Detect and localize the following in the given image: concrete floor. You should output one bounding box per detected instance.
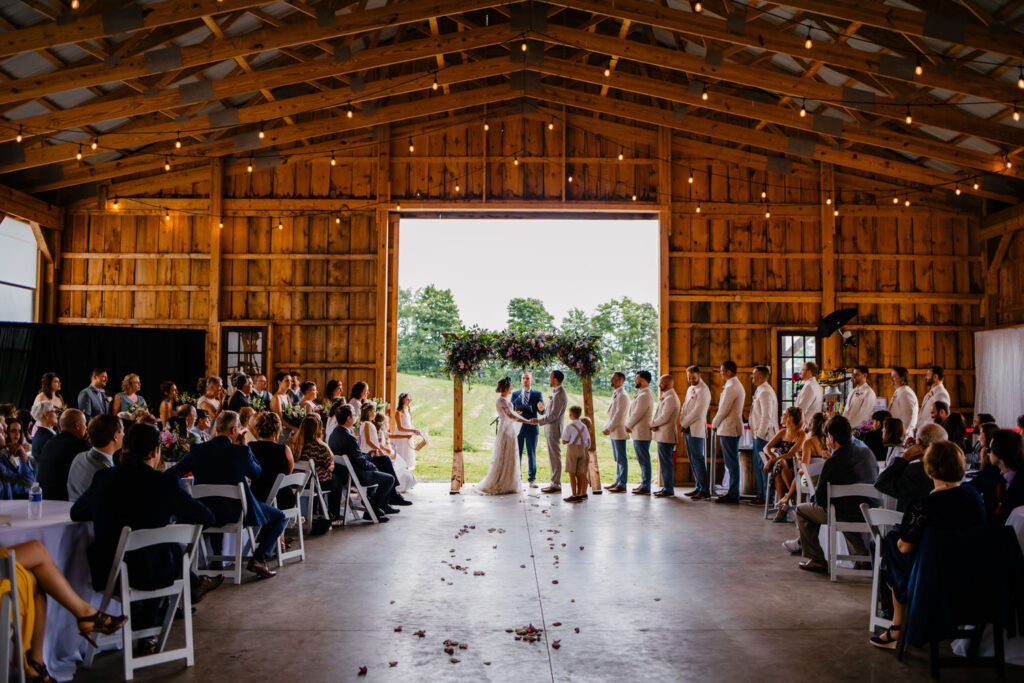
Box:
[76,482,1006,682]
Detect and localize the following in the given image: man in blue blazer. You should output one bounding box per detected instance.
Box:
[167,410,285,579]
[511,372,545,487]
[76,368,110,422]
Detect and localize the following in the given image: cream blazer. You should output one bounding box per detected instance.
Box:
[679,380,711,440]
[625,387,653,441]
[712,376,746,437]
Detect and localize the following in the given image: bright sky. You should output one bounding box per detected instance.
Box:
[398,218,660,329]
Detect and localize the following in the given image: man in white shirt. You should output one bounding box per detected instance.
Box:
[917,365,951,431]
[625,371,654,495]
[888,366,919,435]
[680,366,712,500]
[748,365,778,505]
[712,360,746,504]
[843,365,877,430]
[602,372,630,493]
[795,362,823,421]
[650,374,681,498]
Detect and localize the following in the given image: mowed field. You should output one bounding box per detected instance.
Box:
[395,373,645,484]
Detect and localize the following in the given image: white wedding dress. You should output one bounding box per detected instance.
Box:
[477,395,527,495]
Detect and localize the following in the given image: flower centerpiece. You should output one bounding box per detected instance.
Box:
[160,424,196,464]
[557,332,603,379]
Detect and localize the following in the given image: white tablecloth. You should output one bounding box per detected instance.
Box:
[0,500,98,681]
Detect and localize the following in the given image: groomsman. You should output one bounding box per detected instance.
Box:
[888,366,919,435]
[512,372,545,488]
[748,365,778,506]
[917,366,950,430]
[650,374,681,498]
[625,371,654,495]
[795,362,823,420]
[712,360,746,504]
[537,371,567,494]
[843,366,876,429]
[680,366,712,500]
[602,372,630,493]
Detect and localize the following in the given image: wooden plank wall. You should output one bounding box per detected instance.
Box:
[994,232,1024,326]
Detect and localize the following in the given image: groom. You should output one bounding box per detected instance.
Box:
[512,372,544,488]
[537,370,567,494]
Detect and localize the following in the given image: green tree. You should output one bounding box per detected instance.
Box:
[506,297,554,332]
[591,297,659,375]
[560,307,594,336]
[397,285,462,374]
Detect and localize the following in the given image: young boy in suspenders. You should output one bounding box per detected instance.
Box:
[562,406,592,503]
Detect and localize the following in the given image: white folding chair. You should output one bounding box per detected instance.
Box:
[266,471,310,568]
[84,524,202,680]
[861,503,904,633]
[292,461,328,534]
[335,454,378,524]
[190,484,254,584]
[795,459,825,506]
[0,549,26,683]
[827,483,877,582]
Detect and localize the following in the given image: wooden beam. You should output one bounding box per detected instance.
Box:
[208,158,223,376]
[658,126,671,376]
[979,201,1024,240]
[670,290,981,304]
[820,163,839,368]
[27,221,52,262]
[0,180,63,229]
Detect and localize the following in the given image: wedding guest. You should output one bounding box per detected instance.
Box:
[249,411,294,505]
[973,423,1000,477]
[929,401,950,428]
[0,420,34,499]
[5,419,32,467]
[66,414,122,503]
[562,406,592,503]
[512,372,544,488]
[391,393,421,473]
[862,410,891,461]
[868,440,985,649]
[943,412,968,452]
[969,413,996,469]
[970,428,1024,527]
[712,361,746,504]
[843,366,876,429]
[917,365,951,431]
[324,379,343,404]
[294,414,341,520]
[651,374,681,498]
[348,381,369,416]
[793,416,877,572]
[875,423,947,512]
[888,367,919,436]
[537,371,568,495]
[33,372,64,410]
[77,368,110,422]
[795,362,823,421]
[625,371,654,495]
[680,365,712,500]
[236,406,256,445]
[158,381,178,425]
[30,400,58,463]
[882,417,906,467]
[749,365,779,506]
[37,409,89,501]
[112,374,146,414]
[252,374,271,407]
[270,372,291,416]
[197,376,225,420]
[288,372,303,406]
[226,373,253,413]
[376,412,415,493]
[327,405,397,522]
[602,372,630,493]
[355,403,412,507]
[325,399,348,443]
[299,381,319,415]
[761,407,805,521]
[166,411,285,579]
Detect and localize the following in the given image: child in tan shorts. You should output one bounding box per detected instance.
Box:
[562,406,592,502]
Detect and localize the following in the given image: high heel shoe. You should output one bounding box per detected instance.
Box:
[26,659,54,683]
[771,502,790,523]
[77,610,129,647]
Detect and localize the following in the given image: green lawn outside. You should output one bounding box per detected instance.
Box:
[396,372,645,484]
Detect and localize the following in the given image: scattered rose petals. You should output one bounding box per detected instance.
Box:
[450,657,460,664]
[552,640,561,649]
[484,661,491,666]
[389,661,398,668]
[473,570,485,576]
[520,564,526,568]
[574,627,580,633]
[357,666,367,676]
[394,625,403,632]
[552,622,562,626]
[444,647,454,655]
[390,600,395,605]
[415,630,426,638]
[552,580,559,584]
[579,546,584,550]
[654,597,661,602]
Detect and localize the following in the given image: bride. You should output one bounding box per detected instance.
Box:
[478,376,537,495]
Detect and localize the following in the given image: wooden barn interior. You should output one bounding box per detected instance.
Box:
[1,1,1024,681]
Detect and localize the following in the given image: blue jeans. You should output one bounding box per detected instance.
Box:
[518,428,538,482]
[719,435,740,498]
[633,440,652,489]
[751,438,769,499]
[685,434,707,494]
[611,439,628,487]
[656,441,675,494]
[252,503,287,562]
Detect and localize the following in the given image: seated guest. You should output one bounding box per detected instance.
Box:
[293,415,345,521]
[969,413,996,469]
[76,368,110,422]
[348,381,369,417]
[249,411,294,505]
[327,405,398,521]
[943,412,967,453]
[377,412,415,494]
[179,405,210,443]
[875,423,948,512]
[66,415,123,502]
[325,398,347,442]
[71,424,220,645]
[112,374,146,414]
[882,417,906,467]
[29,400,58,463]
[0,540,127,681]
[0,420,35,499]
[37,409,89,500]
[862,410,891,461]
[970,428,1024,527]
[166,411,285,579]
[358,402,412,507]
[775,412,825,518]
[5,418,32,470]
[197,376,225,420]
[760,407,805,521]
[158,381,178,425]
[791,416,878,572]
[929,400,950,428]
[869,441,985,649]
[236,406,256,445]
[226,373,252,413]
[33,372,65,411]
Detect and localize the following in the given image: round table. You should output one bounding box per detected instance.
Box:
[0,500,98,682]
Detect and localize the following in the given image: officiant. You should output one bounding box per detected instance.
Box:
[512,372,545,488]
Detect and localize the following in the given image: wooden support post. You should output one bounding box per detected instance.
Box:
[375,124,391,402]
[451,376,464,493]
[820,162,839,369]
[582,375,602,493]
[658,126,672,375]
[207,158,223,376]
[385,213,400,419]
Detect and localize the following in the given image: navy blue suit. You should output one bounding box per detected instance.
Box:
[511,388,544,482]
[327,426,396,517]
[167,436,285,562]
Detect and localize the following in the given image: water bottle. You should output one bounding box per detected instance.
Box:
[28,482,42,520]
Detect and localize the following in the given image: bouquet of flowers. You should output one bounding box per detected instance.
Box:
[853,419,874,441]
[249,393,268,412]
[176,392,198,407]
[556,332,603,379]
[282,403,307,429]
[159,424,196,464]
[370,397,389,414]
[442,328,495,382]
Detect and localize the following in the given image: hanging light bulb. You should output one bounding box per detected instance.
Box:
[1006,155,1014,170]
[247,157,253,173]
[15,126,22,144]
[484,121,490,131]
[1018,64,1023,89]
[567,174,573,183]
[701,84,708,101]
[396,201,401,211]
[893,196,900,204]
[513,155,519,166]
[112,196,119,210]
[688,170,694,184]
[455,181,460,192]
[76,145,82,161]
[804,25,813,50]
[71,0,78,8]
[432,73,439,90]
[90,138,97,150]
[904,196,911,207]
[165,210,171,222]
[973,180,980,190]
[695,202,702,214]
[336,217,341,224]
[955,184,961,196]
[330,153,336,166]
[346,105,353,118]
[631,193,637,201]
[164,156,171,171]
[693,1,702,12]
[604,63,611,77]
[915,57,923,76]
[258,123,265,140]
[764,206,771,219]
[618,148,624,161]
[548,119,554,131]
[219,220,224,229]
[833,206,839,217]
[408,138,414,152]
[175,134,182,149]
[761,187,767,199]
[800,99,807,117]
[905,107,913,125]
[277,217,283,230]
[1015,104,1021,122]
[826,194,832,205]
[521,42,528,52]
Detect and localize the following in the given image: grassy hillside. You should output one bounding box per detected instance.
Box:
[395,373,645,484]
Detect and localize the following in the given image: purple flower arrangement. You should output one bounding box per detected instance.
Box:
[441,328,602,380]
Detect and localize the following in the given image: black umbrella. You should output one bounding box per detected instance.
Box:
[816,308,858,347]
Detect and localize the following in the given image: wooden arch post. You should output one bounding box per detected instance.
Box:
[451,375,464,493]
[582,375,602,493]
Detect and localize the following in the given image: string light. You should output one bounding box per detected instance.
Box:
[833,205,839,217]
[277,217,283,230]
[904,196,911,207]
[90,138,97,150]
[825,193,832,205]
[330,153,336,166]
[71,0,78,8]
[1005,154,1013,170]
[1015,104,1021,122]
[692,1,702,12]
[632,193,637,201]
[346,104,353,118]
[76,145,82,161]
[701,84,708,101]
[688,170,694,184]
[799,99,807,117]
[175,134,182,149]
[15,126,22,144]
[521,42,528,52]
[804,25,813,50]
[618,147,624,161]
[112,197,119,210]
[905,107,913,125]
[432,73,439,90]
[513,155,519,166]
[764,206,771,219]
[335,217,341,224]
[396,202,401,210]
[408,138,414,153]
[165,210,171,222]
[455,181,460,192]
[258,123,264,140]
[973,180,980,190]
[164,156,171,171]
[914,57,923,76]
[1018,64,1023,89]
[760,184,767,199]
[955,184,961,196]
[484,121,490,131]
[247,157,253,173]
[892,196,900,204]
[695,202,701,213]
[604,64,611,77]
[567,174,573,183]
[548,119,554,131]
[219,220,224,229]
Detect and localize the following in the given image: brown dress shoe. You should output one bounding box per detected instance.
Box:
[798,559,827,574]
[193,575,224,604]
[541,485,561,494]
[246,559,277,579]
[632,487,650,495]
[608,485,627,493]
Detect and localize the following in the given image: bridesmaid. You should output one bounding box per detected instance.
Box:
[391,393,421,471]
[112,374,146,414]
[33,372,65,411]
[269,372,292,417]
[158,381,178,425]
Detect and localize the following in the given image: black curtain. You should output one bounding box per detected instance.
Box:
[0,323,206,409]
